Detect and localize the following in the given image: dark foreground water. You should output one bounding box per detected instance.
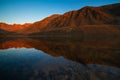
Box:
[0,37,120,80]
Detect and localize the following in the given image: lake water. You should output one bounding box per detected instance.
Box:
[0,37,120,80]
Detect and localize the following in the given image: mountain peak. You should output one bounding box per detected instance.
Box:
[81,6,95,9]
[79,6,103,13]
[50,14,61,17]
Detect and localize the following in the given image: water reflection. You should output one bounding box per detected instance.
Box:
[0,37,120,80]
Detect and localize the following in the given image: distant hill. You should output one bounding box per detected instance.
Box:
[0,22,31,32]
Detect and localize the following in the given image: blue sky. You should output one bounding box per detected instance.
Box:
[0,0,120,24]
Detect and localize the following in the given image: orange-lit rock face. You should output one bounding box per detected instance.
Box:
[19,14,61,34]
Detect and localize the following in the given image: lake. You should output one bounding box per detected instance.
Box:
[0,37,120,80]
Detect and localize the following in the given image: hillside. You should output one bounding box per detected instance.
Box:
[19,14,61,34]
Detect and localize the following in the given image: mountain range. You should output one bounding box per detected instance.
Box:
[0,3,120,36]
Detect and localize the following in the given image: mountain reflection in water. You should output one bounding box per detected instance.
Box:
[0,37,120,80]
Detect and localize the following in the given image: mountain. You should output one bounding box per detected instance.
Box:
[23,3,120,35]
[44,3,120,30]
[0,3,120,36]
[28,3,120,36]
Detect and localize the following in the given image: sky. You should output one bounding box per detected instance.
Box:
[0,0,120,24]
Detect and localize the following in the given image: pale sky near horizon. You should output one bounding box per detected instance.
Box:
[0,0,120,24]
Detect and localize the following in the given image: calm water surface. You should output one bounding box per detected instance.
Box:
[0,37,120,80]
